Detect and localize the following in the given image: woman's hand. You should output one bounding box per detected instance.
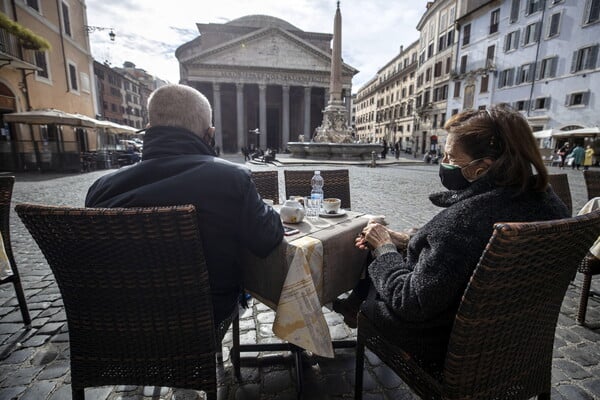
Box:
[361,223,394,250]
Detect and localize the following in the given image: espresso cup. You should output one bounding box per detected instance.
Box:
[322,198,341,214]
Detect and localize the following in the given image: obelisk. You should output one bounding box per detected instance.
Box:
[313,1,352,143]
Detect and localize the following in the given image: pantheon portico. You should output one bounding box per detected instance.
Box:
[175,15,358,153]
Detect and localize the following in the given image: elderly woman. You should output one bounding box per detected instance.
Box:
[335,104,569,369]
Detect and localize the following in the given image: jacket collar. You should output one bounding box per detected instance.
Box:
[142,126,216,160]
[429,174,496,208]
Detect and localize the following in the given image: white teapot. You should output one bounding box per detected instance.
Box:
[279,198,305,224]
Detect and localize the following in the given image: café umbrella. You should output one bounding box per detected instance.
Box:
[3,108,97,127]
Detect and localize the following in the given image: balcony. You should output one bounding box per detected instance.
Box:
[0,16,48,71]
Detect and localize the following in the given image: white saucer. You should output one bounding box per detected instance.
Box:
[319,209,347,218]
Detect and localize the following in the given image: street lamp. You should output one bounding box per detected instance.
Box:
[84,25,116,41]
[249,128,260,150]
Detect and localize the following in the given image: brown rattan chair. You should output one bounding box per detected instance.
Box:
[16,204,230,400]
[251,170,279,204]
[547,173,572,216]
[577,170,600,326]
[355,210,600,400]
[284,169,351,209]
[583,170,600,199]
[0,176,31,328]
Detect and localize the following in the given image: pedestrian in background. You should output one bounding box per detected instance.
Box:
[584,145,594,170]
[569,144,585,170]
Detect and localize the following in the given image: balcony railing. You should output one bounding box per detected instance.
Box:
[0,27,38,66]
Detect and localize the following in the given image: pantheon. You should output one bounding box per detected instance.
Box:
[176,15,358,153]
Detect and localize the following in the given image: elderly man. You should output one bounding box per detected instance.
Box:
[85,84,284,326]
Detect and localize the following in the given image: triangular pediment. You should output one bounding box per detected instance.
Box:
[185,27,355,74]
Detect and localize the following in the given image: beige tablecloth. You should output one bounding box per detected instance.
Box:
[243,212,369,357]
[0,231,13,280]
[578,197,600,257]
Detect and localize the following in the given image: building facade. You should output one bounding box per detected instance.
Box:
[415,0,462,156]
[0,0,97,171]
[176,15,358,153]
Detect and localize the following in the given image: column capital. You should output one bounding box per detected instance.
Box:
[259,84,267,91]
[282,85,290,92]
[236,82,244,91]
[212,82,220,91]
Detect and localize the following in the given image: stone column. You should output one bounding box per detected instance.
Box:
[212,83,223,150]
[304,86,311,138]
[282,85,290,146]
[345,87,352,117]
[259,84,267,149]
[236,83,244,151]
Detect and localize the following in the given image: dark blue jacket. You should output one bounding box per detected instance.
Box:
[85,126,284,324]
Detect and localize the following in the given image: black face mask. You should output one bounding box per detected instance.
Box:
[438,163,472,190]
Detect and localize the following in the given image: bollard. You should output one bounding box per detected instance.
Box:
[370,151,377,168]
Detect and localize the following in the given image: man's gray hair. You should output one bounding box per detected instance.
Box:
[148,84,212,136]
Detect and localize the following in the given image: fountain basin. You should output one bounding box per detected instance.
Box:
[287,142,383,160]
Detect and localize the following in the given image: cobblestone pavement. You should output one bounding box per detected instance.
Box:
[0,155,599,400]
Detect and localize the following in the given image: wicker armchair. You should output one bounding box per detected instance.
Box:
[577,170,600,326]
[251,170,279,204]
[284,169,351,209]
[16,204,230,400]
[355,210,600,400]
[583,170,600,199]
[547,173,572,216]
[0,176,31,328]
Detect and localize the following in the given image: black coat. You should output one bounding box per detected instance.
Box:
[86,126,284,324]
[363,175,569,367]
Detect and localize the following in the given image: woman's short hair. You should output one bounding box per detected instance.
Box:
[148,84,212,136]
[444,103,547,192]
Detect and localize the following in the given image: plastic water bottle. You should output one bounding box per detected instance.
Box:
[308,171,324,219]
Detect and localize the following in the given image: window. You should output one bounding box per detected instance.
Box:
[481,75,489,93]
[438,34,446,52]
[498,68,515,88]
[61,1,71,37]
[67,62,78,92]
[534,97,551,109]
[34,51,49,79]
[428,43,434,58]
[426,68,431,82]
[548,13,561,37]
[571,45,599,72]
[538,56,558,79]
[516,63,534,84]
[490,9,500,34]
[453,81,461,98]
[80,72,90,93]
[566,91,590,106]
[446,56,452,74]
[510,0,520,23]
[585,0,600,24]
[486,45,496,67]
[460,55,468,74]
[526,0,544,15]
[434,61,442,77]
[462,24,471,46]
[26,0,40,11]
[524,22,541,45]
[515,100,530,111]
[505,30,520,51]
[446,29,454,47]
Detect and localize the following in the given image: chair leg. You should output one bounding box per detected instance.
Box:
[231,314,241,380]
[72,387,85,400]
[291,345,304,396]
[354,339,365,400]
[576,272,592,325]
[13,278,31,328]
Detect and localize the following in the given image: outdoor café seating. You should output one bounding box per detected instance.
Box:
[547,173,572,216]
[251,170,280,204]
[16,204,230,400]
[354,210,600,400]
[284,169,351,209]
[0,176,31,328]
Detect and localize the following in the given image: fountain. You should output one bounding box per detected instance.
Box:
[287,2,382,161]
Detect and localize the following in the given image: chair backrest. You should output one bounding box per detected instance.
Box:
[251,170,279,204]
[583,170,600,200]
[0,176,16,270]
[443,210,600,400]
[284,169,351,209]
[547,173,572,216]
[16,204,219,395]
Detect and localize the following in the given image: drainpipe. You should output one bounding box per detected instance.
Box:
[55,0,70,93]
[11,0,32,110]
[527,5,546,118]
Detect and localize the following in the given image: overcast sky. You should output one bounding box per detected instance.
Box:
[85,0,426,91]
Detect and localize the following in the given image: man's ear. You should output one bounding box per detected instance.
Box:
[206,126,215,138]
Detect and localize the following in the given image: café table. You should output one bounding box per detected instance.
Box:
[241,210,370,358]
